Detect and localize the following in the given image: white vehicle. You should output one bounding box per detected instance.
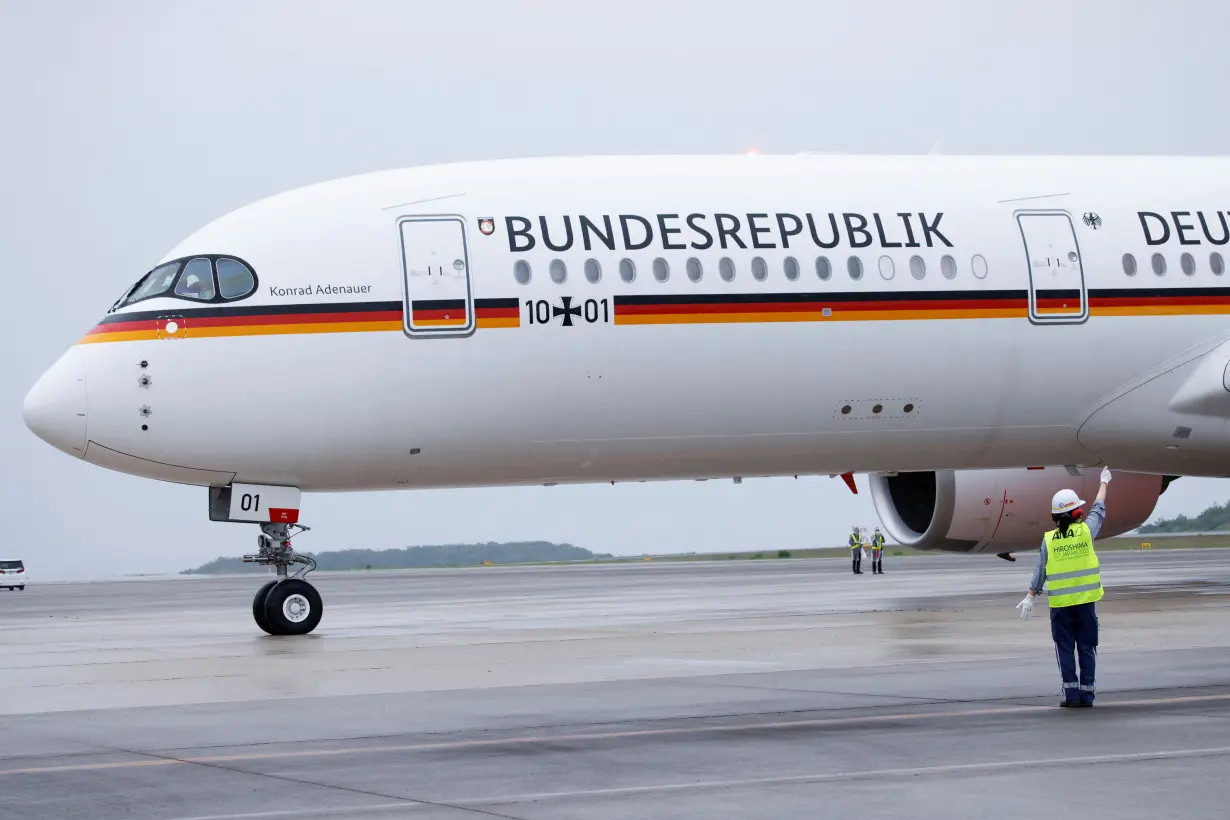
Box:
[0,560,27,591]
[23,154,1230,633]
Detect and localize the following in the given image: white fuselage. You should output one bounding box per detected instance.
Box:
[24,155,1230,491]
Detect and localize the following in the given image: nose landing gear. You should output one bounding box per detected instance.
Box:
[244,523,322,635]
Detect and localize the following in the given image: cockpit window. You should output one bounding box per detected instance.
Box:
[174,258,216,300]
[123,262,182,305]
[112,254,260,310]
[216,258,256,299]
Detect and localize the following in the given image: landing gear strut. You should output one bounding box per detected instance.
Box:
[243,523,322,635]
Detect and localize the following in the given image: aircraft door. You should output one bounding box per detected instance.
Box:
[1016,211,1088,324]
[398,216,475,337]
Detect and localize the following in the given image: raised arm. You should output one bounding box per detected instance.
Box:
[1085,468,1111,539]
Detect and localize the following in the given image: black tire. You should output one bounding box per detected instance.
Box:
[262,579,322,636]
[252,580,279,635]
[17,586,24,591]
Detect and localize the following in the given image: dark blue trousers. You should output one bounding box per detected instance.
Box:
[1050,601,1098,703]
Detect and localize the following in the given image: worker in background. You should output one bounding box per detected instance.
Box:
[1016,468,1111,707]
[848,525,863,575]
[871,527,886,574]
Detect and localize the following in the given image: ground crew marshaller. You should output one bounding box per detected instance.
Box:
[871,527,886,574]
[848,525,863,575]
[1016,468,1110,707]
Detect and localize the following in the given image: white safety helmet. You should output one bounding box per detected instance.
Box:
[1051,488,1085,516]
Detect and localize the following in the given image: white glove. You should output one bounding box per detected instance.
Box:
[1016,595,1034,620]
[1101,467,1112,484]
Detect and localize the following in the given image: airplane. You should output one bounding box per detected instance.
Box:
[22,154,1230,635]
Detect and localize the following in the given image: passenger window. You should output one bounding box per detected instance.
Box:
[174,258,215,301]
[718,257,735,282]
[1122,253,1137,276]
[1180,252,1196,276]
[653,257,670,282]
[1212,252,1226,276]
[909,255,925,280]
[514,260,531,284]
[619,258,636,283]
[686,257,703,282]
[847,256,863,280]
[971,254,988,279]
[751,257,768,281]
[584,258,602,283]
[124,261,182,305]
[815,256,831,281]
[550,259,567,284]
[940,255,957,280]
[783,256,800,281]
[878,255,895,280]
[216,258,256,299]
[1151,253,1167,276]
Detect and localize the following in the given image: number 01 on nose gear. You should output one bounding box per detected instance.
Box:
[208,483,322,635]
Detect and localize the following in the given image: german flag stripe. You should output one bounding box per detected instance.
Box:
[82,298,520,343]
[1088,287,1230,316]
[75,287,1230,343]
[611,287,1230,324]
[613,289,1029,306]
[612,290,1030,324]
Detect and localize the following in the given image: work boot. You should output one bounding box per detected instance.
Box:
[1059,700,1078,707]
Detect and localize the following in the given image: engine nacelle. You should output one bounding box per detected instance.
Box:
[868,468,1172,554]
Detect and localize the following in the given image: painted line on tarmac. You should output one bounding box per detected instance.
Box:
[164,805,418,820]
[4,692,1230,778]
[463,744,1230,805]
[161,744,1230,820]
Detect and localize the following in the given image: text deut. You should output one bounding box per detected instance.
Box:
[1138,211,1230,246]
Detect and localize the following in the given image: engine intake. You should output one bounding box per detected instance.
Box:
[869,468,1169,554]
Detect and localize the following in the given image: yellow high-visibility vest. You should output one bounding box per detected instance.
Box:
[1043,521,1103,608]
[872,533,885,549]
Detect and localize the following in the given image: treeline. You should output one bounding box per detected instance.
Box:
[182,542,611,575]
[1138,500,1230,533]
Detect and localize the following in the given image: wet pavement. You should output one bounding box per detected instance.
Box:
[1,550,1229,819]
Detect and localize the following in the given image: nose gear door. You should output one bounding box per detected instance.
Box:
[398,216,475,337]
[1016,210,1088,324]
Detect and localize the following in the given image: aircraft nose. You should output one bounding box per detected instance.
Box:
[23,348,87,458]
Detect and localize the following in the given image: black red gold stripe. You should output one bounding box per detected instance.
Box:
[610,287,1230,324]
[612,290,1030,324]
[76,287,1230,344]
[1088,287,1230,316]
[81,299,520,344]
[410,298,468,327]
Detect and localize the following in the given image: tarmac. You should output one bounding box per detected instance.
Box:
[2,550,1229,819]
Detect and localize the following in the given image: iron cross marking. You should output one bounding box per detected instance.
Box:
[552,296,582,327]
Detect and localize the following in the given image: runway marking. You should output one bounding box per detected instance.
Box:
[160,744,1230,819]
[467,745,1230,805]
[4,692,1230,778]
[165,804,424,820]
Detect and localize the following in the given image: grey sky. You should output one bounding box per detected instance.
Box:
[3,1,1230,580]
